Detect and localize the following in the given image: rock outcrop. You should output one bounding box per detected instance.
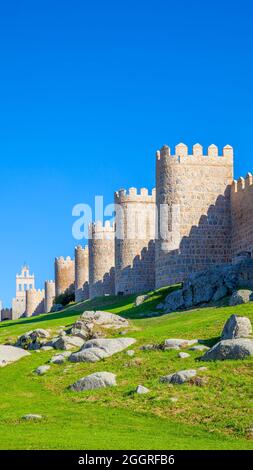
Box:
[200,338,253,361]
[0,345,30,367]
[229,290,253,306]
[70,372,117,391]
[69,338,136,363]
[160,369,197,385]
[221,314,252,340]
[16,329,50,350]
[70,310,129,340]
[163,262,253,313]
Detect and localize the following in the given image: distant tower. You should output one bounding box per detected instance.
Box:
[114,187,156,295]
[75,245,89,302]
[44,280,56,313]
[12,265,35,319]
[88,221,115,299]
[55,256,75,297]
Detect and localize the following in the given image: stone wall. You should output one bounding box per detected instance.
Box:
[25,289,45,317]
[114,187,156,295]
[88,221,115,299]
[1,308,12,321]
[55,256,75,297]
[231,173,253,258]
[75,245,89,302]
[44,280,55,313]
[155,143,234,288]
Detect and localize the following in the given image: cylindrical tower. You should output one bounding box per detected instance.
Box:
[114,187,156,295]
[75,245,89,302]
[88,221,115,299]
[25,289,45,317]
[55,256,75,297]
[44,280,56,313]
[156,143,234,288]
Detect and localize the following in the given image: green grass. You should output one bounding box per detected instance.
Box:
[0,286,253,450]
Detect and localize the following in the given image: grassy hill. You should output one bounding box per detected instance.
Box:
[0,287,253,450]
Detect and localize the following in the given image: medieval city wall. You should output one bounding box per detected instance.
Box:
[114,187,156,295]
[25,289,45,317]
[155,143,234,288]
[231,174,253,259]
[1,308,12,321]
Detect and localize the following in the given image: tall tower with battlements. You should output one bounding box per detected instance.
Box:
[88,221,115,299]
[44,280,56,313]
[114,187,156,295]
[155,143,234,288]
[55,256,75,297]
[75,245,89,302]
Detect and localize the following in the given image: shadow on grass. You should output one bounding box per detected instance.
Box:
[0,286,179,332]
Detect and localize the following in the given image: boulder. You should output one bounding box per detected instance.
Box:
[69,338,136,363]
[135,295,149,307]
[40,345,54,351]
[22,414,42,421]
[53,335,85,351]
[70,310,129,340]
[164,338,197,350]
[200,338,253,361]
[0,345,30,367]
[126,350,135,357]
[221,314,252,340]
[189,345,209,351]
[229,289,253,306]
[178,352,190,359]
[35,365,51,376]
[160,369,197,385]
[135,385,150,394]
[70,372,117,391]
[50,352,71,364]
[16,329,50,350]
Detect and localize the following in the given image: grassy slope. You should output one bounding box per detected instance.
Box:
[0,287,253,450]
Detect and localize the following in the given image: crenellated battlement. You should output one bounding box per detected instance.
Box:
[156,143,233,163]
[55,255,74,265]
[232,173,253,193]
[115,187,156,203]
[75,245,89,253]
[89,220,115,235]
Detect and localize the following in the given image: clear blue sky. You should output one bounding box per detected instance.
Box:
[0,0,252,306]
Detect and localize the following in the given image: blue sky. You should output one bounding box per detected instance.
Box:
[0,0,252,306]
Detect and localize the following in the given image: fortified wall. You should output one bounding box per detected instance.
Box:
[75,245,89,302]
[25,289,45,317]
[55,256,75,297]
[1,308,12,321]
[155,144,234,288]
[3,141,253,314]
[114,187,156,295]
[231,174,253,258]
[88,221,115,299]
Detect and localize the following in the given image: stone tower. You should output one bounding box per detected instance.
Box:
[231,173,253,259]
[12,265,35,319]
[44,280,56,313]
[88,221,115,299]
[25,289,45,317]
[114,187,156,295]
[75,245,89,302]
[155,143,234,288]
[55,256,75,297]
